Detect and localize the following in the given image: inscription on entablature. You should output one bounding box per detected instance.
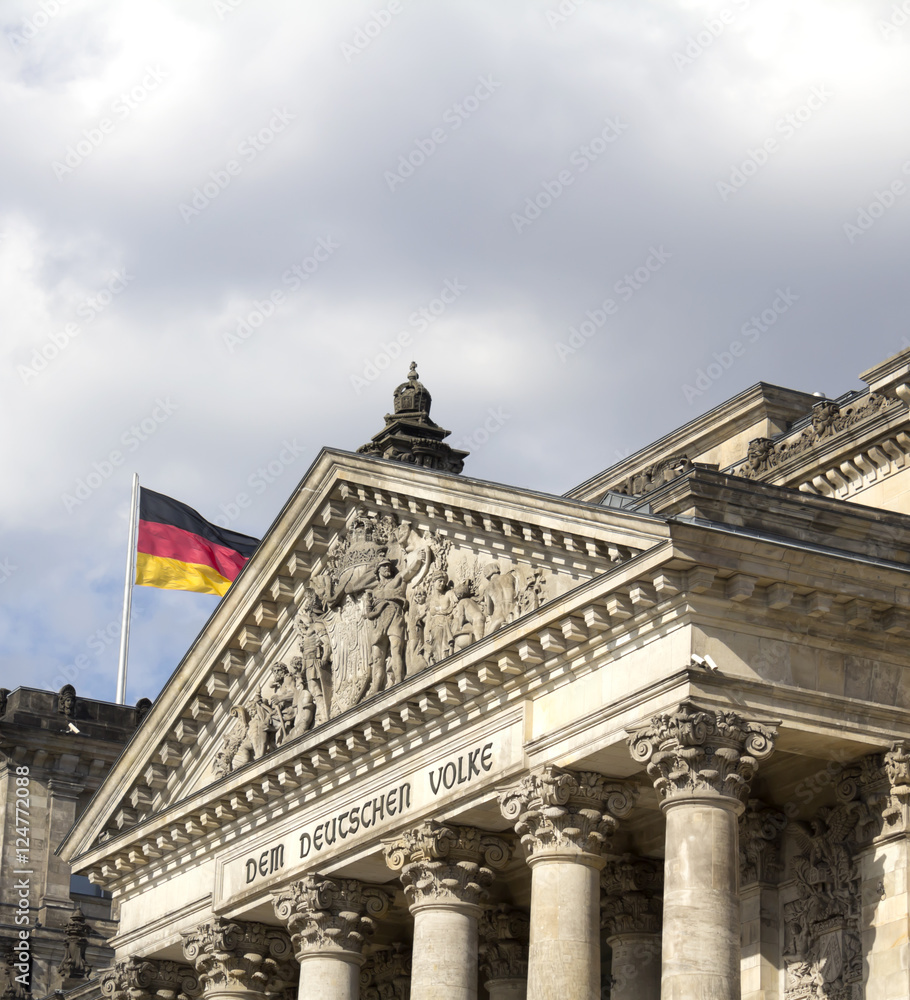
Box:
[218,734,509,903]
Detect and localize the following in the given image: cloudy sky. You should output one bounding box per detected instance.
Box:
[2,0,908,705]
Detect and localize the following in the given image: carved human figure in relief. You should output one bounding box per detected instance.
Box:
[268,662,314,743]
[405,586,428,677]
[481,561,516,636]
[295,592,332,724]
[387,518,434,588]
[364,559,407,690]
[424,571,458,664]
[452,580,484,651]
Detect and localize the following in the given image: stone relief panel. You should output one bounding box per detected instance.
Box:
[215,509,560,776]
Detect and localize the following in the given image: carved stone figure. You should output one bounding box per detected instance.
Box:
[58,684,76,719]
[58,907,91,980]
[405,587,428,677]
[423,572,457,664]
[364,559,407,689]
[451,580,484,651]
[481,561,516,637]
[135,697,152,724]
[268,663,314,744]
[294,591,332,724]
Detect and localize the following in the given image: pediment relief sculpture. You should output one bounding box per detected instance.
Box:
[214,509,555,776]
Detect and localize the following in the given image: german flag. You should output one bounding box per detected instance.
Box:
[135,488,260,597]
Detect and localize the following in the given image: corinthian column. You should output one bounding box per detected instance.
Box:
[601,856,662,1000]
[100,957,201,1000]
[628,703,777,1000]
[273,875,389,1000]
[182,918,297,1000]
[479,905,529,1000]
[384,821,510,1000]
[498,767,636,1000]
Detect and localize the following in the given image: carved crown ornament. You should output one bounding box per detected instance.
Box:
[499,766,637,859]
[627,703,777,807]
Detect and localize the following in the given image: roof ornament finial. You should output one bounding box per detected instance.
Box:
[356,363,469,474]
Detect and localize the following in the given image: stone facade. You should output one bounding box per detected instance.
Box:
[43,350,910,999]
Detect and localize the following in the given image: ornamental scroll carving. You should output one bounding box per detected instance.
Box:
[181,919,295,997]
[478,905,529,983]
[499,766,636,858]
[628,703,776,805]
[383,821,510,908]
[99,958,201,1000]
[360,945,411,1000]
[215,508,558,775]
[737,393,895,479]
[272,875,389,959]
[600,855,663,937]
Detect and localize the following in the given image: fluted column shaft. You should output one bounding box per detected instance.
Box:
[628,703,777,1000]
[499,767,636,1000]
[384,821,509,1000]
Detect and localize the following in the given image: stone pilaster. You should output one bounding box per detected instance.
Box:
[499,767,636,1000]
[360,944,411,1000]
[273,875,389,1000]
[738,800,785,1000]
[182,919,296,1000]
[384,821,509,1000]
[628,703,777,1000]
[601,855,662,1000]
[479,905,529,1000]
[99,957,201,1000]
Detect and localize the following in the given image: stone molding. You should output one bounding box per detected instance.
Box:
[499,766,636,859]
[182,919,296,996]
[628,702,777,806]
[383,820,509,908]
[739,798,786,885]
[99,957,201,1000]
[600,855,663,937]
[360,944,411,1000]
[478,905,529,982]
[272,874,389,961]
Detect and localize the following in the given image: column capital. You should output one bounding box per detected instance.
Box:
[478,904,529,984]
[499,766,636,860]
[182,918,296,997]
[600,855,663,938]
[383,820,510,910]
[272,874,389,962]
[100,958,201,1000]
[627,701,777,808]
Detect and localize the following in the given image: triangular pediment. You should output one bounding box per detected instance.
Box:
[61,449,669,869]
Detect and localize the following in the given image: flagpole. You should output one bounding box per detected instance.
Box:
[116,472,140,705]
